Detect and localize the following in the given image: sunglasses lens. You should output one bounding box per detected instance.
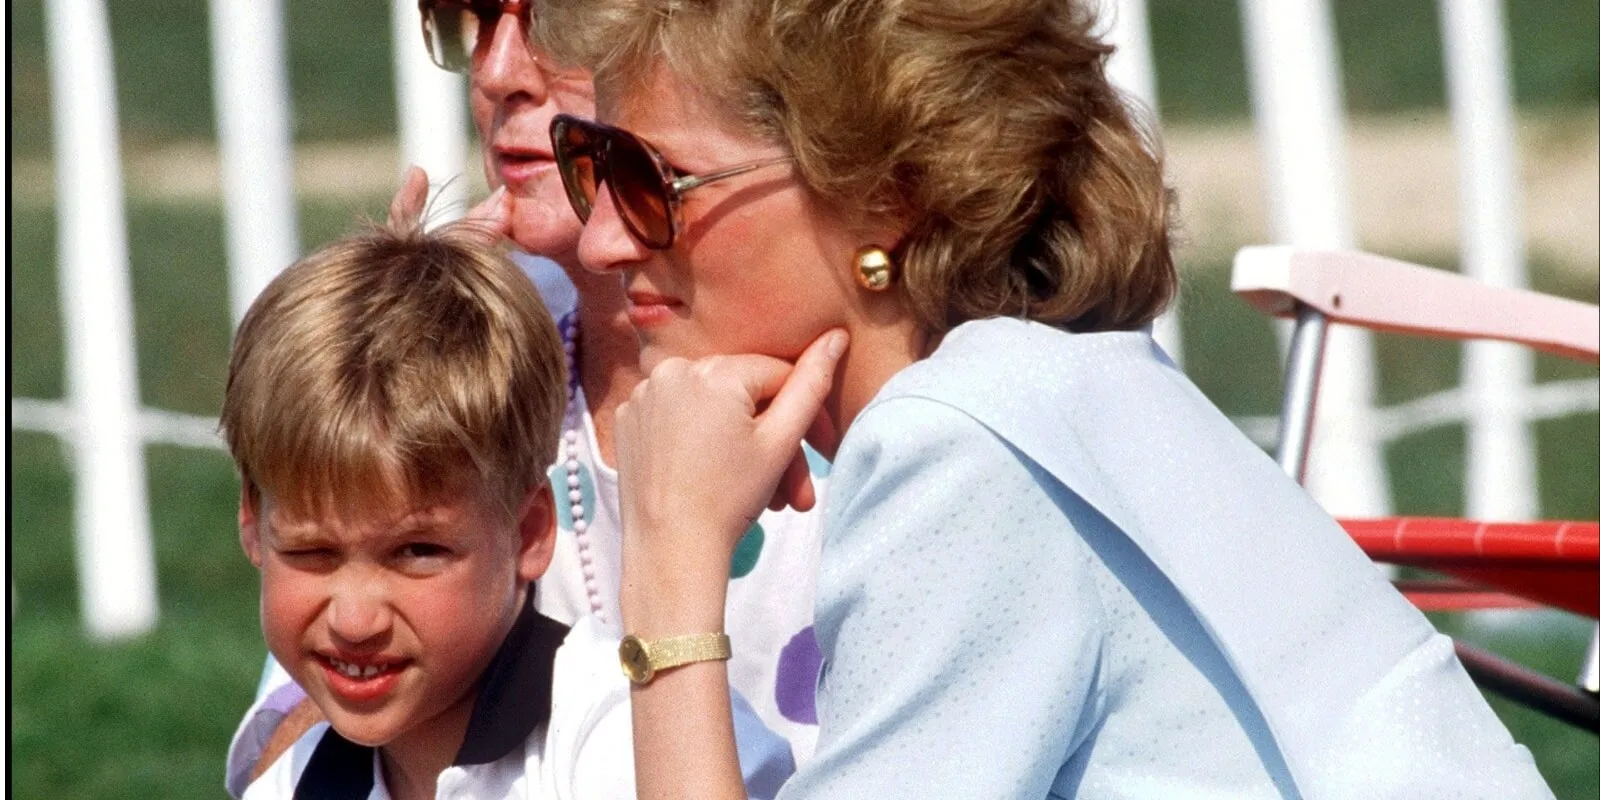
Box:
[421,1,486,73]
[606,135,674,248]
[552,117,598,222]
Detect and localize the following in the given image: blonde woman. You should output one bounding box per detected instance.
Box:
[540,0,1553,797]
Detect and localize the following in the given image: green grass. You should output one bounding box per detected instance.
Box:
[10,608,265,798]
[9,0,398,158]
[1146,0,1599,121]
[8,197,392,409]
[10,433,263,799]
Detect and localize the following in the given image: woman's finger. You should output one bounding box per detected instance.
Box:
[465,185,510,228]
[456,186,511,244]
[387,165,430,230]
[708,354,791,407]
[769,449,816,512]
[758,330,848,452]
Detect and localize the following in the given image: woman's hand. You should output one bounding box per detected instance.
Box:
[614,329,848,635]
[386,164,510,243]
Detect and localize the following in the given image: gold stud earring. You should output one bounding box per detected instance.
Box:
[854,246,894,291]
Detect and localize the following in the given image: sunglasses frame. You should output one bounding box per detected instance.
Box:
[551,114,793,250]
[418,0,534,74]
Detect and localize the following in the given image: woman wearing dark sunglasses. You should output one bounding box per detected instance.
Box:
[537,0,1553,797]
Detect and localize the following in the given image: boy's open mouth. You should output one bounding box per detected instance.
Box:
[316,654,411,704]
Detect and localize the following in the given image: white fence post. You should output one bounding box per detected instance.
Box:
[44,0,159,639]
[4,26,10,625]
[1439,0,1538,522]
[1102,0,1184,368]
[1239,0,1391,517]
[390,0,470,226]
[208,0,300,326]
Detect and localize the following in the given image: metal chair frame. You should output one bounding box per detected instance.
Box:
[1232,246,1600,732]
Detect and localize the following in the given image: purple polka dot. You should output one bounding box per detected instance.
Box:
[774,626,822,724]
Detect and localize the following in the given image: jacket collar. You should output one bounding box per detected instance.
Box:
[453,590,570,766]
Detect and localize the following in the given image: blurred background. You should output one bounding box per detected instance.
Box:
[8,0,1598,796]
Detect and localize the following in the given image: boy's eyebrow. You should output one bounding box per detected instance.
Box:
[389,508,473,540]
[264,504,466,544]
[262,520,334,547]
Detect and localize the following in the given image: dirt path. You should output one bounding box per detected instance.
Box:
[12,112,1598,274]
[1165,111,1598,274]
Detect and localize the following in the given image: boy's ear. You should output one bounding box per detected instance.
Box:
[515,484,558,583]
[239,485,264,569]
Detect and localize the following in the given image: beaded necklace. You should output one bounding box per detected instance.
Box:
[558,311,607,623]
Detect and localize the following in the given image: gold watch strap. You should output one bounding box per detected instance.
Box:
[647,633,732,669]
[619,632,731,685]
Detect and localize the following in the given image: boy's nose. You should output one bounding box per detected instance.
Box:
[325,585,393,646]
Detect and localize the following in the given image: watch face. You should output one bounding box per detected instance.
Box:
[619,635,654,684]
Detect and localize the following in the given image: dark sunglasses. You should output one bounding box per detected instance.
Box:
[419,0,536,74]
[550,114,793,250]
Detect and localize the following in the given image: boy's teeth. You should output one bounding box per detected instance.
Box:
[331,658,385,679]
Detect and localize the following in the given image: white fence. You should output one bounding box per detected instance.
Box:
[12,0,1598,638]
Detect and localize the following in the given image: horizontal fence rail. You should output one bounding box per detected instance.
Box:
[15,378,1598,461]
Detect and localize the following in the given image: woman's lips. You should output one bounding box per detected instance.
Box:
[626,292,682,329]
[495,151,556,191]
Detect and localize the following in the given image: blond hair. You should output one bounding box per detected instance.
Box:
[221,222,565,523]
[539,0,1176,334]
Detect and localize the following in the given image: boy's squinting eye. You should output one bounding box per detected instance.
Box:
[398,542,453,561]
[277,547,337,567]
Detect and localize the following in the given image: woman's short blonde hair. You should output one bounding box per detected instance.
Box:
[539,0,1176,334]
[221,221,566,523]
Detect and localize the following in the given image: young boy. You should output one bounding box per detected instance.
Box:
[223,222,792,799]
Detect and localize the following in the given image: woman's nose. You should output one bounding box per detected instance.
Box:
[578,184,650,275]
[474,11,550,106]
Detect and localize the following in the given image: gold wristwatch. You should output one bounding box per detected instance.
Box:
[618,632,732,685]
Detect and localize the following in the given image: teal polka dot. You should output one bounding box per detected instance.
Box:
[729,521,765,578]
[802,443,832,477]
[547,462,595,531]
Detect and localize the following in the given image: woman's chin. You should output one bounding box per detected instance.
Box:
[636,340,673,374]
[636,333,718,374]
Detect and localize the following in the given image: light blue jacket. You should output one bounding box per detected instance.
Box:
[783,317,1550,799]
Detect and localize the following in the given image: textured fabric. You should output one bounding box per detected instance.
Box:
[241,616,794,800]
[515,252,579,321]
[782,317,1552,799]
